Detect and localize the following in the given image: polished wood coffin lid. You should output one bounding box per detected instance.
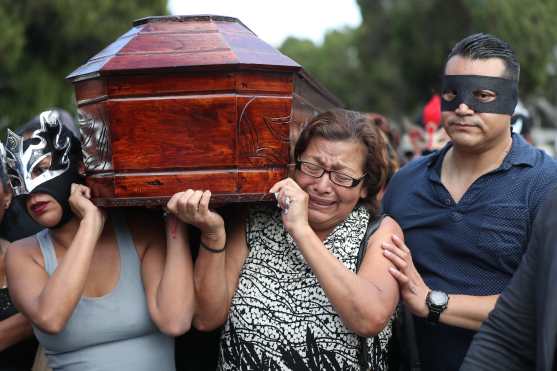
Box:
[68,15,342,206]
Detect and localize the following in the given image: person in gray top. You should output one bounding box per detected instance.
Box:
[5,110,195,371]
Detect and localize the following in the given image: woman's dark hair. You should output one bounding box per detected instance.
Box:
[294,109,389,215]
[447,33,520,81]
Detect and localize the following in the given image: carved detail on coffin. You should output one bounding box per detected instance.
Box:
[78,107,113,172]
[238,96,291,166]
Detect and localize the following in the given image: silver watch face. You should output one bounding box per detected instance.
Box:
[429,290,449,306]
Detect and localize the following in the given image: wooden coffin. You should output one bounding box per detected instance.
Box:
[67,15,342,207]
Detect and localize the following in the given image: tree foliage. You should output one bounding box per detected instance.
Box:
[0,0,168,129]
[281,0,557,119]
[281,28,367,109]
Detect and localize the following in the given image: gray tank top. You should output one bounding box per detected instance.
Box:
[32,211,175,371]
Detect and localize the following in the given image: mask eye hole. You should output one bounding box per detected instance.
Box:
[30,155,52,179]
[9,175,21,188]
[473,89,497,103]
[442,90,456,102]
[22,137,42,153]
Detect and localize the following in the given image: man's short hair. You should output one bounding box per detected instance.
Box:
[447,33,520,82]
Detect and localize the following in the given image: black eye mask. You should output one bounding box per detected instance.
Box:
[441,75,518,115]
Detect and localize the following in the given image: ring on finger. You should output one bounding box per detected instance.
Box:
[284,195,292,206]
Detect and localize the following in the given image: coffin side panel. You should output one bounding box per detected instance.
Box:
[107,95,237,171]
[237,168,287,193]
[106,71,236,97]
[236,96,291,167]
[114,170,237,197]
[235,71,293,94]
[74,78,108,104]
[86,174,115,199]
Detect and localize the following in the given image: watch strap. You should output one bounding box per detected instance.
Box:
[427,307,443,323]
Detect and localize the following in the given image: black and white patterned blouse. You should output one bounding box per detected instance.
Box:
[218,204,393,370]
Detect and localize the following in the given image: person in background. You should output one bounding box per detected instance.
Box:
[172,109,402,370]
[364,113,400,198]
[421,93,451,156]
[398,125,427,165]
[460,183,557,371]
[381,33,557,370]
[0,142,39,371]
[5,110,195,371]
[511,100,534,144]
[0,108,75,243]
[421,93,442,154]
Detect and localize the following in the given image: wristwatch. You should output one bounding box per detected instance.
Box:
[426,290,449,323]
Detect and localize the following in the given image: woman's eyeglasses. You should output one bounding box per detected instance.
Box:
[295,160,366,188]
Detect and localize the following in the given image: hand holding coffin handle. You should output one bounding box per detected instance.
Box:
[166,189,226,247]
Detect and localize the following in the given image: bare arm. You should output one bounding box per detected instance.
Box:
[140,212,195,337]
[383,235,497,330]
[271,178,400,337]
[6,184,105,334]
[0,244,33,350]
[166,190,249,332]
[0,313,33,351]
[437,294,498,330]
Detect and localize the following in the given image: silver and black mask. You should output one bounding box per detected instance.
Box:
[5,110,73,196]
[0,142,8,188]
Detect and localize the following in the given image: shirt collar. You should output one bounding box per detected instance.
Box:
[427,143,451,169]
[503,133,536,168]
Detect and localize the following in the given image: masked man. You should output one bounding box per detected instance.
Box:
[381,33,557,370]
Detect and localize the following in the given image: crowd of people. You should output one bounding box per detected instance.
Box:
[1,32,556,371]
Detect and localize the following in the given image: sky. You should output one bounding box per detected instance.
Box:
[167,0,362,47]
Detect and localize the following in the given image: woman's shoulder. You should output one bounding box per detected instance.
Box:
[370,215,403,242]
[381,215,403,233]
[8,234,41,251]
[5,235,44,268]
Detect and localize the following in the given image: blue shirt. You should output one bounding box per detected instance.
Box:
[382,133,557,371]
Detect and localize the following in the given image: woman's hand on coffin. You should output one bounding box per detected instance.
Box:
[69,183,106,228]
[166,190,225,241]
